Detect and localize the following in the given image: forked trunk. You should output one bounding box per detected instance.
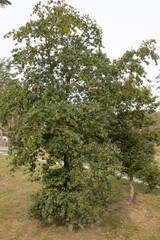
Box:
[129,176,134,203]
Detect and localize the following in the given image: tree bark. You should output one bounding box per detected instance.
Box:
[129,176,134,203]
[64,153,70,190]
[149,184,153,193]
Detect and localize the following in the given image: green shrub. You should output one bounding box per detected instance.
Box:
[29,167,112,229]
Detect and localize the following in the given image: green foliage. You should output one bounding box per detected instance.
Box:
[29,166,112,229]
[0,58,12,89]
[155,145,160,157]
[0,0,11,7]
[149,112,160,145]
[0,58,14,135]
[108,40,159,200]
[137,161,160,192]
[0,0,120,228]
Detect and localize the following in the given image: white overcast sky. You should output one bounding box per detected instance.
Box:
[1,0,160,94]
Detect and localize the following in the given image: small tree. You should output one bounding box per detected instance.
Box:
[137,160,160,193]
[0,0,119,228]
[108,40,159,202]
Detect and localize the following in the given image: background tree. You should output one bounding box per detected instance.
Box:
[149,111,160,146]
[108,40,159,202]
[0,58,12,89]
[0,58,13,145]
[0,0,119,228]
[137,160,160,193]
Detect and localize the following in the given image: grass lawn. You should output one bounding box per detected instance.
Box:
[0,155,160,240]
[0,150,8,153]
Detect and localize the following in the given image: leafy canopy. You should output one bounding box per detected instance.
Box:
[0,0,119,228]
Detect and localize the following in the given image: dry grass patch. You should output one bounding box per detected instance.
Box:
[0,155,160,240]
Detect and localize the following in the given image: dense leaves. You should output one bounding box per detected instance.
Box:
[0,0,120,228]
[0,58,12,89]
[149,111,160,145]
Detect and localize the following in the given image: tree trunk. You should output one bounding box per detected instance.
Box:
[129,176,134,203]
[63,154,70,220]
[149,184,153,193]
[64,153,70,190]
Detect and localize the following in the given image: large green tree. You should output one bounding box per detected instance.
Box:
[0,0,119,228]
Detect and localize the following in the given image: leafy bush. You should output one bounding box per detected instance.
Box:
[137,162,160,192]
[29,166,112,229]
